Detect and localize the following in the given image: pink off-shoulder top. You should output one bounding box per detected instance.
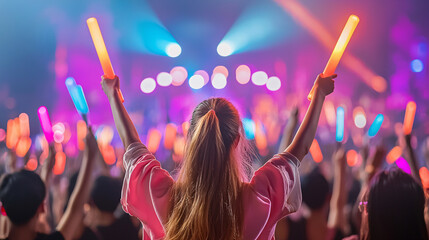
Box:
[121,142,302,240]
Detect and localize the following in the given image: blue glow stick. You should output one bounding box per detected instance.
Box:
[74,86,89,114]
[242,118,255,140]
[65,77,89,116]
[65,77,77,89]
[368,114,384,137]
[336,107,345,142]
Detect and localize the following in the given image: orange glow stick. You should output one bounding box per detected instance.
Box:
[309,139,323,163]
[386,146,402,164]
[87,17,124,102]
[173,136,185,158]
[255,121,268,152]
[101,145,116,165]
[164,123,177,150]
[308,15,359,100]
[346,149,358,167]
[182,122,190,138]
[19,113,30,137]
[77,120,87,151]
[25,156,38,171]
[147,128,162,153]
[6,118,20,150]
[16,138,32,157]
[53,151,66,175]
[403,101,416,135]
[419,167,429,189]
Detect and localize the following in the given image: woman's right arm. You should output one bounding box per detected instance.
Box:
[285,74,336,160]
[101,76,140,149]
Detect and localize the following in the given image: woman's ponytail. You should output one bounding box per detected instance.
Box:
[166,98,244,240]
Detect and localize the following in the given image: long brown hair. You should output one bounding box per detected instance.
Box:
[165,98,250,240]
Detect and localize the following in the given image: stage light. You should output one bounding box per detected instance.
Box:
[266,76,281,91]
[157,72,172,87]
[217,1,292,55]
[170,66,188,86]
[251,71,268,86]
[189,75,205,90]
[353,107,366,128]
[166,43,182,58]
[140,78,156,93]
[212,74,227,89]
[236,65,251,84]
[213,66,229,78]
[217,42,233,57]
[194,70,209,85]
[410,59,424,73]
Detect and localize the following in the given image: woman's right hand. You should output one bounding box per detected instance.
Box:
[313,74,336,97]
[101,75,120,99]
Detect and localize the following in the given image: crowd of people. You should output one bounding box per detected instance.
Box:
[0,72,427,240]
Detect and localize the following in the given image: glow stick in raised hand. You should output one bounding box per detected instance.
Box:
[66,77,90,124]
[309,139,323,163]
[367,114,384,138]
[308,15,359,100]
[87,17,124,102]
[336,107,345,142]
[403,101,416,135]
[37,106,54,143]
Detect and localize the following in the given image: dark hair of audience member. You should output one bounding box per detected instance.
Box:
[365,169,428,240]
[0,170,46,225]
[90,175,122,212]
[301,167,330,210]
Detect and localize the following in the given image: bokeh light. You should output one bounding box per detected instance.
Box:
[189,75,205,89]
[140,78,156,93]
[217,42,233,57]
[410,59,424,73]
[54,131,64,143]
[353,107,366,129]
[213,66,229,78]
[251,71,268,86]
[266,76,281,91]
[194,70,210,85]
[211,74,227,89]
[354,114,366,128]
[236,65,251,84]
[165,43,182,58]
[170,66,188,86]
[157,72,173,87]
